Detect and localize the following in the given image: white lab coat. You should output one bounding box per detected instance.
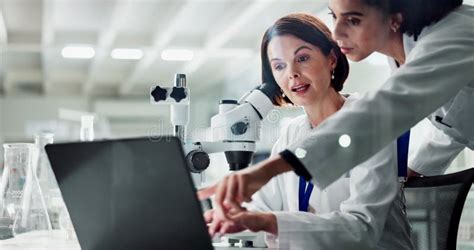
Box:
[386,33,474,176]
[408,124,467,175]
[284,5,474,189]
[248,95,413,249]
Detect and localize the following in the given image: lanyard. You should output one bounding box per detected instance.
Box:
[397,130,410,181]
[298,176,314,212]
[297,130,409,212]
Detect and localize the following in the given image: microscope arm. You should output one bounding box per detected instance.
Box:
[150,75,279,174]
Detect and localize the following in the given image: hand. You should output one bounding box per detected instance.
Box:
[204,207,278,237]
[230,211,277,235]
[204,208,246,237]
[198,155,292,220]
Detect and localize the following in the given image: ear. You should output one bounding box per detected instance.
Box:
[389,13,403,32]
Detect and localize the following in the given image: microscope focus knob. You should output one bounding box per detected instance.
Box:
[186,150,210,173]
[231,121,248,135]
[170,87,187,103]
[151,86,168,102]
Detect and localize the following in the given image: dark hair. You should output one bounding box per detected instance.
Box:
[261,13,349,106]
[363,0,463,40]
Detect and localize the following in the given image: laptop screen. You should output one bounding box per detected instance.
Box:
[46,137,213,250]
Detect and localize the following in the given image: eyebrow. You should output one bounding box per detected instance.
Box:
[328,7,364,17]
[269,45,313,62]
[294,46,312,55]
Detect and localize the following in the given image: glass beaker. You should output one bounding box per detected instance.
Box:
[12,141,53,235]
[33,133,76,239]
[34,133,55,225]
[0,143,35,239]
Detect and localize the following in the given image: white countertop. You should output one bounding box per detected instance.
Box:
[0,230,80,250]
[0,230,267,249]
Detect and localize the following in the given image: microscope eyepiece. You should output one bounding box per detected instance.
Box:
[257,82,281,105]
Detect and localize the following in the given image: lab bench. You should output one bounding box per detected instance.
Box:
[0,230,268,249]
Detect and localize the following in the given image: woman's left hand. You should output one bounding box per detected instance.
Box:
[198,155,292,221]
[206,206,278,237]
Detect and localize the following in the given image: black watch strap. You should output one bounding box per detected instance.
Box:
[279,149,312,181]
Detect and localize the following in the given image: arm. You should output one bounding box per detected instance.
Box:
[205,124,289,235]
[284,16,474,189]
[197,10,474,212]
[273,142,405,249]
[409,123,466,176]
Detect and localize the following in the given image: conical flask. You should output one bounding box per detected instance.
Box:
[11,141,52,235]
[33,133,56,225]
[0,143,35,239]
[34,133,76,239]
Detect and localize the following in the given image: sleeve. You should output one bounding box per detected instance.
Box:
[409,124,466,176]
[282,16,474,189]
[273,142,403,249]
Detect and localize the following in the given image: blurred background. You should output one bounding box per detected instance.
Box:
[0,0,401,144]
[0,0,473,248]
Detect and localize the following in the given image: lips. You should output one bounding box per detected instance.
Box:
[340,47,353,54]
[291,83,310,94]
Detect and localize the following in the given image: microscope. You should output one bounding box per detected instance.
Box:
[150,74,279,176]
[150,74,277,247]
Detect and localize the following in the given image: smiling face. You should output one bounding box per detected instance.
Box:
[267,34,337,107]
[329,0,393,61]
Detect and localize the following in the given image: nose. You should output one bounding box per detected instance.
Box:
[289,73,299,80]
[288,64,300,80]
[332,19,347,42]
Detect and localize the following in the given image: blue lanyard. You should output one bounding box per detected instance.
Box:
[297,130,409,212]
[397,130,410,180]
[298,176,314,212]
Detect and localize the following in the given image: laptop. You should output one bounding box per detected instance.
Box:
[45,136,213,250]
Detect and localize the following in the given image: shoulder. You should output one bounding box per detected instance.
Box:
[270,113,307,154]
[417,5,474,44]
[272,114,308,149]
[278,114,308,135]
[340,93,361,109]
[286,114,308,128]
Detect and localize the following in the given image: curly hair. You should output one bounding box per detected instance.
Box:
[363,0,463,40]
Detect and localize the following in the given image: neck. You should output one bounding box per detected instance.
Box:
[305,90,345,128]
[378,32,405,65]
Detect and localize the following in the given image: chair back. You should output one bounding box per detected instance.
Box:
[404,168,474,250]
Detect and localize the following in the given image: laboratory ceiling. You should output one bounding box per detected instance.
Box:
[0,0,327,97]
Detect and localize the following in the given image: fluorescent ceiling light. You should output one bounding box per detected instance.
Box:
[0,10,7,44]
[161,49,194,61]
[111,48,143,60]
[61,46,95,59]
[210,48,254,58]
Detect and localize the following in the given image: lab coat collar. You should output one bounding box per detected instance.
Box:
[387,33,417,70]
[303,93,360,129]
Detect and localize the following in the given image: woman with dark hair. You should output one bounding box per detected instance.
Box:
[328,0,473,178]
[199,0,473,222]
[204,13,413,249]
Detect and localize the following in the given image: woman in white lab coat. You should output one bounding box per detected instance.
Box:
[198,0,473,216]
[205,13,413,249]
[327,0,474,178]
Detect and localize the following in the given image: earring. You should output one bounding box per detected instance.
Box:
[391,25,399,32]
[331,70,335,80]
[281,89,286,98]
